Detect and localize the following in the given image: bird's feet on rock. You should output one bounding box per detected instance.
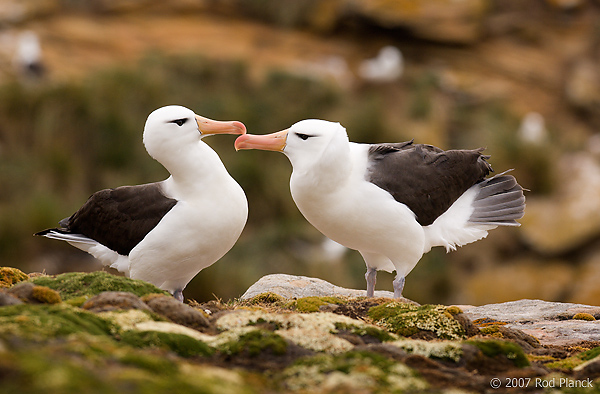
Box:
[393,276,405,299]
[173,289,184,302]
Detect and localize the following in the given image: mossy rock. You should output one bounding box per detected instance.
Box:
[546,346,600,370]
[219,329,288,357]
[291,296,346,313]
[390,339,464,363]
[465,339,530,368]
[246,292,285,305]
[333,322,396,343]
[0,342,255,394]
[368,302,466,340]
[120,330,214,358]
[0,267,29,288]
[280,351,428,392]
[572,312,596,321]
[30,271,169,301]
[31,285,62,304]
[0,303,116,340]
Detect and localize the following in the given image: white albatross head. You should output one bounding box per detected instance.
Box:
[234,119,350,174]
[143,105,246,163]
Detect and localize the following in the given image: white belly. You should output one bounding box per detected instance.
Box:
[291,176,425,268]
[128,185,248,293]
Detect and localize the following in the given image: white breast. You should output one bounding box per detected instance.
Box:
[290,143,425,260]
[128,177,248,293]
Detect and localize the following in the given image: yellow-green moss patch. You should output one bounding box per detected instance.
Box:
[572,312,596,321]
[0,267,29,288]
[466,339,530,368]
[445,306,463,315]
[219,329,287,357]
[0,304,116,340]
[120,330,214,358]
[389,339,464,362]
[291,296,346,313]
[31,286,62,304]
[245,292,285,305]
[546,346,600,371]
[368,302,466,340]
[280,351,428,392]
[30,271,169,300]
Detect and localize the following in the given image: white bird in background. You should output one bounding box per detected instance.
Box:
[37,106,248,301]
[13,31,45,77]
[236,120,525,299]
[518,112,548,145]
[358,46,404,83]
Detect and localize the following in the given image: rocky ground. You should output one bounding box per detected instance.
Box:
[1,266,599,393]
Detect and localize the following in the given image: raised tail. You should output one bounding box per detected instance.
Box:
[469,173,525,227]
[423,172,525,252]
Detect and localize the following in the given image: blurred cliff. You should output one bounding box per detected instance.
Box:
[1,0,599,305]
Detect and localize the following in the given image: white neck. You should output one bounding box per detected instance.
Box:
[158,140,232,199]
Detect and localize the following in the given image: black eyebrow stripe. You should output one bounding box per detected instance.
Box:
[169,118,188,125]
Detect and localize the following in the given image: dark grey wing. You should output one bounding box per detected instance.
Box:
[37,183,177,256]
[367,141,493,226]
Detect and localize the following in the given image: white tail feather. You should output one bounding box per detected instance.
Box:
[40,231,130,274]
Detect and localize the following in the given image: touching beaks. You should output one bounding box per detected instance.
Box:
[234,129,288,152]
[195,114,247,136]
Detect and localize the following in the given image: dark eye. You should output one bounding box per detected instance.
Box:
[295,133,311,140]
[170,118,188,127]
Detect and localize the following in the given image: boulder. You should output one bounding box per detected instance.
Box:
[461,299,600,346]
[82,291,152,313]
[143,294,210,331]
[241,273,407,301]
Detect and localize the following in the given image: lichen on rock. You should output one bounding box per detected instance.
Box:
[279,351,428,393]
[368,302,466,340]
[216,309,388,354]
[389,339,464,362]
[465,339,530,368]
[30,271,169,301]
[0,267,29,288]
[0,303,116,340]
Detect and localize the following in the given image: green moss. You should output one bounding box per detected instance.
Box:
[333,322,396,342]
[118,351,180,374]
[445,306,463,315]
[30,271,169,300]
[0,266,29,288]
[390,339,464,363]
[0,342,256,394]
[220,329,288,357]
[572,313,596,321]
[281,351,428,392]
[31,285,62,304]
[0,304,116,340]
[479,324,504,338]
[292,296,346,313]
[1,351,114,394]
[466,339,530,368]
[546,346,600,370]
[368,302,465,340]
[246,292,285,305]
[120,330,214,358]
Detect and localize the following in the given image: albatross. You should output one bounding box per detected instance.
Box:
[36,105,248,301]
[235,119,525,299]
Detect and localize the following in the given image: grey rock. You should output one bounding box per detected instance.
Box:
[144,295,210,331]
[461,299,600,346]
[7,282,35,301]
[241,274,416,303]
[82,291,152,313]
[0,290,23,306]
